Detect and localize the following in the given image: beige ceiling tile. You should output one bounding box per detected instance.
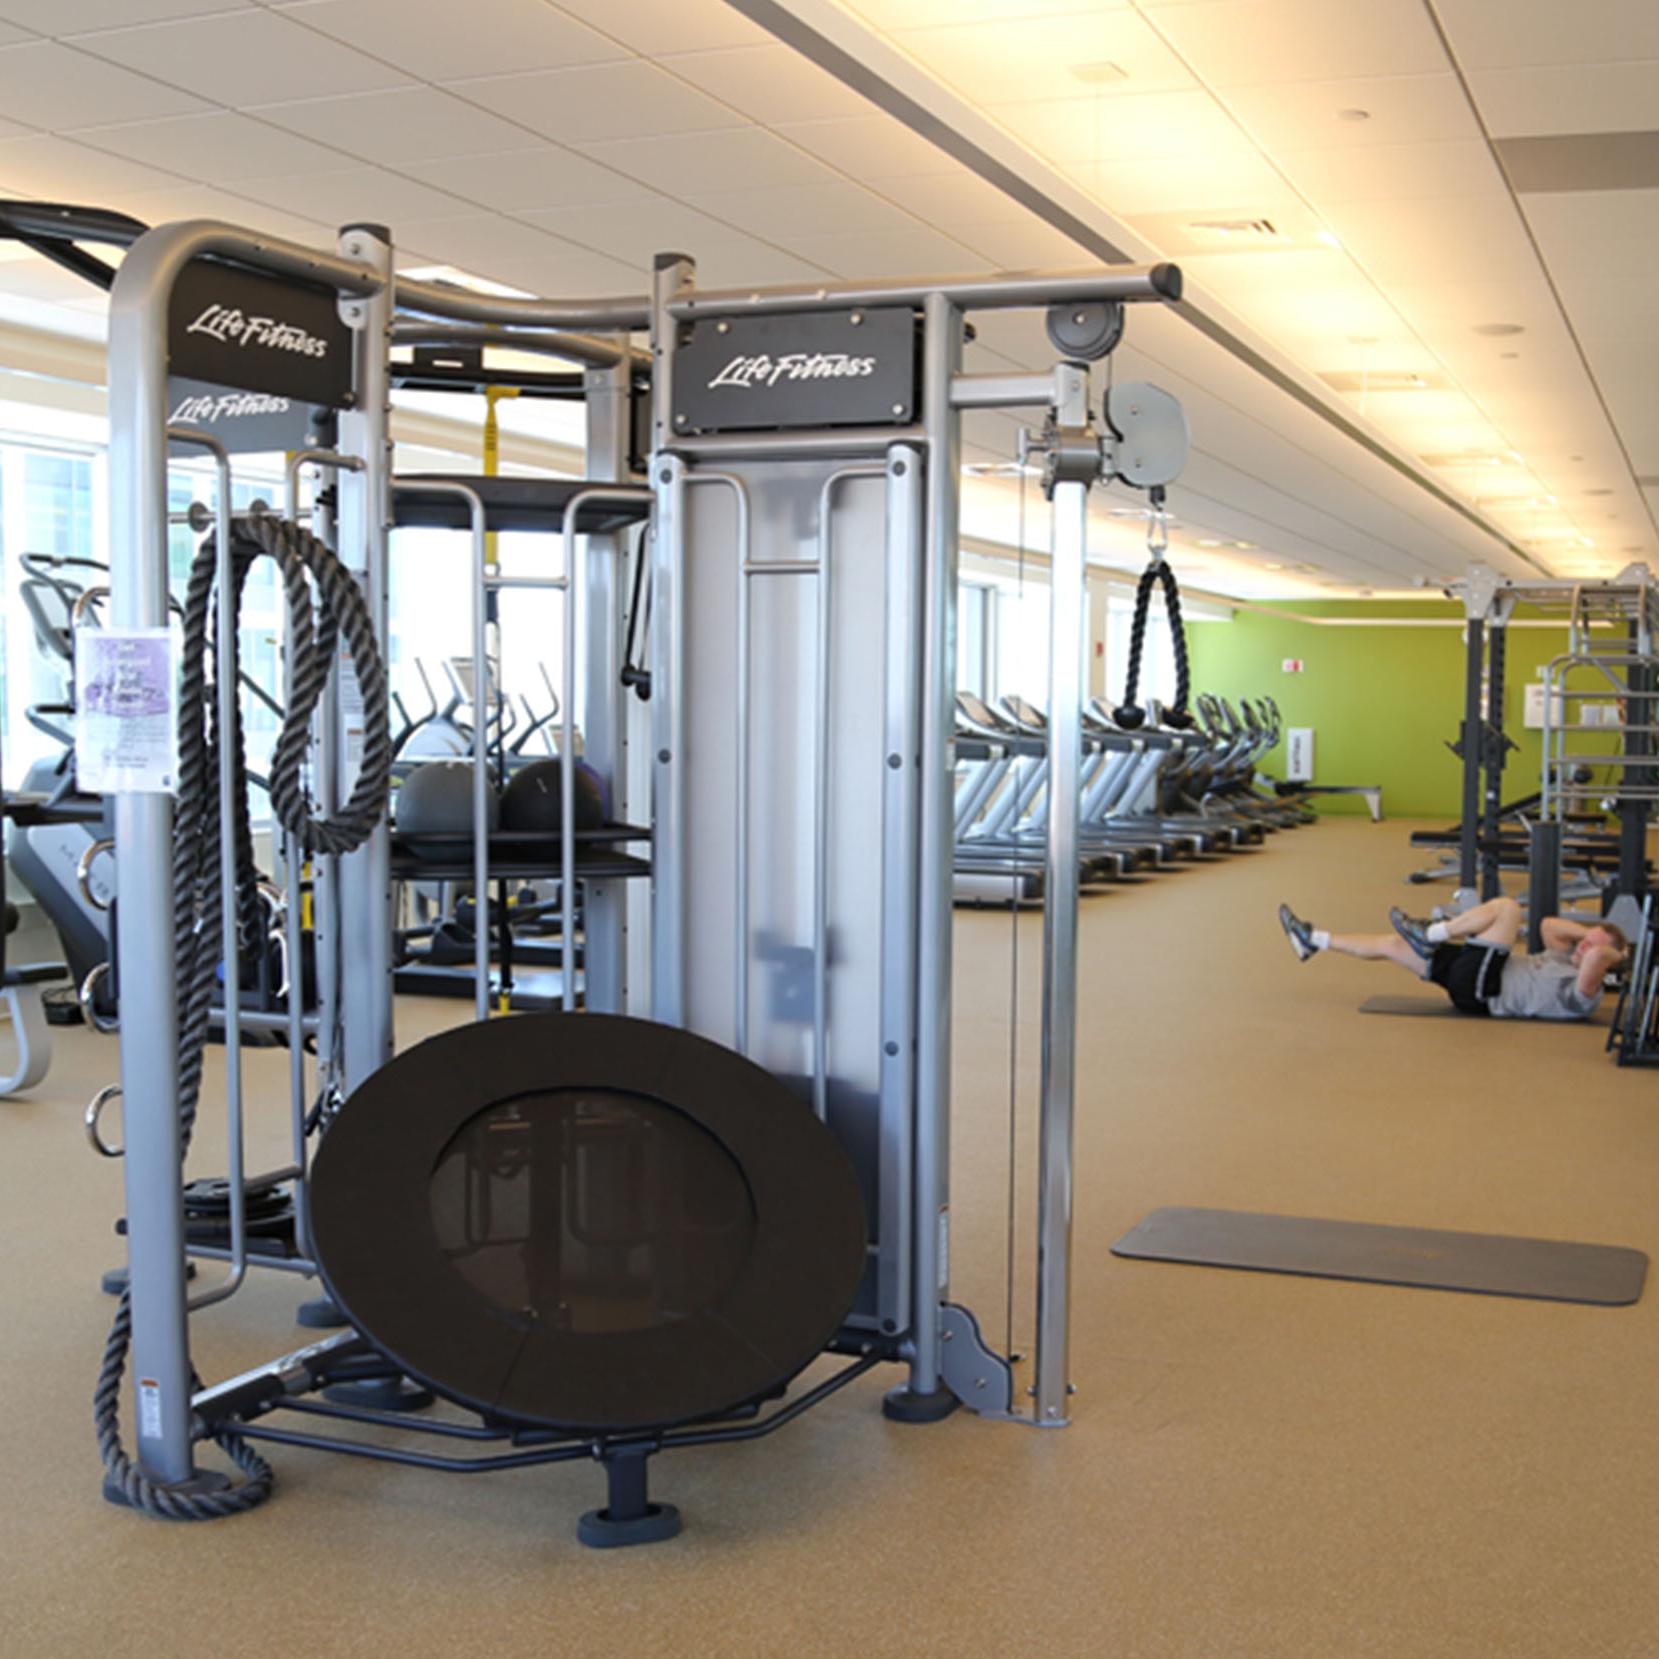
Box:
[1223,73,1478,155]
[684,179,917,240]
[234,165,473,224]
[67,110,347,179]
[447,60,740,145]
[550,0,773,56]
[953,217,1095,268]
[0,39,208,127]
[71,9,411,100]
[117,183,331,244]
[1325,196,1539,287]
[1276,140,1508,203]
[1521,189,1659,282]
[772,114,950,179]
[676,242,832,286]
[250,89,535,166]
[869,169,1035,227]
[1433,0,1659,70]
[1145,0,1448,85]
[1472,60,1659,141]
[1385,278,1563,337]
[0,132,190,201]
[658,43,875,126]
[786,224,990,279]
[1071,148,1293,217]
[0,0,236,28]
[889,9,1194,102]
[1549,274,1659,345]
[401,148,655,214]
[576,127,834,197]
[517,195,797,276]
[280,0,624,80]
[991,90,1244,165]
[855,0,1131,24]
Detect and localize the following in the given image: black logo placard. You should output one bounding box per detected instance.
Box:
[165,375,319,456]
[674,307,917,434]
[168,259,352,408]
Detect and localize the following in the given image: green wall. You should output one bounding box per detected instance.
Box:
[1187,601,1600,819]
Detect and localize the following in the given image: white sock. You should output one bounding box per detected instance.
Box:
[1311,929,1330,951]
[1426,921,1451,944]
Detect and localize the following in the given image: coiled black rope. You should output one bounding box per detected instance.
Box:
[1114,489,1192,732]
[95,512,390,1519]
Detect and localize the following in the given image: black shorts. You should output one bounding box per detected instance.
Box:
[1428,942,1508,1015]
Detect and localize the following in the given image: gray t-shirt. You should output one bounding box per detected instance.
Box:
[1489,948,1601,1021]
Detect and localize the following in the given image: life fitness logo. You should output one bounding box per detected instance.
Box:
[708,352,877,390]
[185,303,330,359]
[169,389,293,425]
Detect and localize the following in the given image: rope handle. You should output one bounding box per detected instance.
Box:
[1113,488,1192,730]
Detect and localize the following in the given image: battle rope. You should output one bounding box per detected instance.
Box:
[1113,487,1192,731]
[95,513,390,1518]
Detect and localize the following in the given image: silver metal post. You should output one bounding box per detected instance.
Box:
[908,290,963,1401]
[1033,367,1092,1427]
[104,219,381,1486]
[335,224,396,1084]
[168,428,247,1313]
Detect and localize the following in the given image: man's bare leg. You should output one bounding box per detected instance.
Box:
[1434,895,1522,949]
[1324,932,1432,978]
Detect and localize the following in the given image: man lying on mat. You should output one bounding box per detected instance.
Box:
[1277,895,1627,1021]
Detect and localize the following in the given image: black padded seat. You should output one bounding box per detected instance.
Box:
[309,1013,867,1435]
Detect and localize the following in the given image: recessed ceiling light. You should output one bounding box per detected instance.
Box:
[1347,333,1378,346]
[1197,538,1222,547]
[1584,488,1613,496]
[1314,229,1341,250]
[1499,351,1520,360]
[1336,108,1371,122]
[1070,59,1127,83]
[1263,561,1285,570]
[400,263,532,299]
[1233,540,1256,549]
[1471,322,1525,337]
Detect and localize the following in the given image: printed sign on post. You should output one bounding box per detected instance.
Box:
[76,629,177,794]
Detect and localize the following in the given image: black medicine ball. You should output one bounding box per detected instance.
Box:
[499,757,606,836]
[396,759,499,858]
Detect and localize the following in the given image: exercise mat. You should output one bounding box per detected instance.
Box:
[1112,1206,1646,1306]
[1358,995,1462,1017]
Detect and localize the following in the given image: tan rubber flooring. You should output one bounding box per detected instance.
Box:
[3,817,1656,1658]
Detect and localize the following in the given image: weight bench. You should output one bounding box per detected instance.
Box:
[1277,783,1384,823]
[1,963,69,1095]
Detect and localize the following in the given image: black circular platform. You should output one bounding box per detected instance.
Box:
[308,1013,868,1435]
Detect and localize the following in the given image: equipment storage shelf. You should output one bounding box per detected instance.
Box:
[390,474,654,534]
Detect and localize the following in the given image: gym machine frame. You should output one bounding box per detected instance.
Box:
[98,212,1182,1524]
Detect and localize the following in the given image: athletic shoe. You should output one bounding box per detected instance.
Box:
[1389,906,1436,961]
[1278,903,1316,962]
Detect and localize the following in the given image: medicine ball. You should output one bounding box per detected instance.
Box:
[500,757,606,836]
[396,759,499,858]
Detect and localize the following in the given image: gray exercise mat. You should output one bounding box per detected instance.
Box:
[1359,994,1461,1017]
[1112,1206,1646,1306]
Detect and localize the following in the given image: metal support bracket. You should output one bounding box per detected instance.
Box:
[939,1302,1015,1417]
